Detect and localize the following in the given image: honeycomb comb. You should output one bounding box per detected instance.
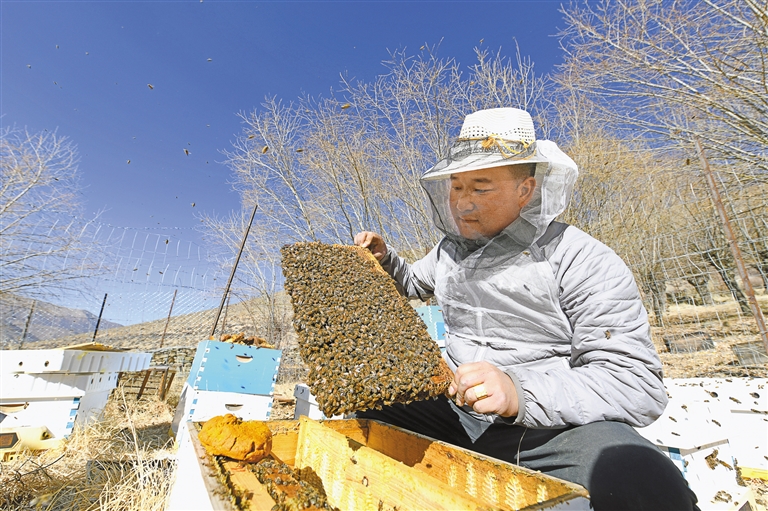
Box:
[281,242,452,417]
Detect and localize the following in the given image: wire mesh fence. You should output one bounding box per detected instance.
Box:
[611,166,768,378]
[2,174,767,382]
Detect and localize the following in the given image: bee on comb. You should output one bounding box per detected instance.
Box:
[281,242,452,417]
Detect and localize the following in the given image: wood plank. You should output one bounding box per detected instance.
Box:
[264,420,301,466]
[160,370,176,400]
[189,419,588,511]
[294,417,496,511]
[136,369,153,400]
[365,420,588,510]
[316,418,370,444]
[187,424,238,510]
[221,460,276,511]
[265,419,369,466]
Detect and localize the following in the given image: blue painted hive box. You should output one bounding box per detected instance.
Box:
[416,305,445,346]
[186,340,282,395]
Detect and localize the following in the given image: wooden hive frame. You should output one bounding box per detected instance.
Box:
[190,417,590,510]
[281,242,453,417]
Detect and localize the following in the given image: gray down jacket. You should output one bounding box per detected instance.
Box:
[380,222,668,429]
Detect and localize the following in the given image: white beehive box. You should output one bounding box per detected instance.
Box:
[171,340,283,441]
[0,397,81,440]
[1,372,120,438]
[293,383,344,420]
[293,383,326,420]
[635,377,767,509]
[1,346,151,457]
[2,372,120,400]
[1,348,151,375]
[172,382,275,427]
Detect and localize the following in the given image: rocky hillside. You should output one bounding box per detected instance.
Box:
[12,293,297,352]
[0,294,122,348]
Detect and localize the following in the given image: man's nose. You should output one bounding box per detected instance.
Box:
[455,192,476,212]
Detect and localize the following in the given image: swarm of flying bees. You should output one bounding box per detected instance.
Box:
[281,242,452,417]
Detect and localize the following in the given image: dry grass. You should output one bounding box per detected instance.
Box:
[0,386,177,511]
[3,371,768,510]
[3,293,767,509]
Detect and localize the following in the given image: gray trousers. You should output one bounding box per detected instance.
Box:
[356,396,699,511]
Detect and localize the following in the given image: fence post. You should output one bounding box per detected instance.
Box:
[159,288,177,349]
[695,138,768,353]
[92,293,108,343]
[19,299,36,350]
[210,203,258,339]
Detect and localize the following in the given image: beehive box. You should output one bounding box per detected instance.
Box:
[1,345,151,459]
[415,305,446,350]
[0,345,151,374]
[180,417,590,511]
[293,383,343,420]
[634,377,768,509]
[173,383,276,427]
[186,340,282,395]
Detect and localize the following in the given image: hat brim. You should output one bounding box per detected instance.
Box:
[421,149,549,181]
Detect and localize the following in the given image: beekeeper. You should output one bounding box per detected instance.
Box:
[354,108,698,511]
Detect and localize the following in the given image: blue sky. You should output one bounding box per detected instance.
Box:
[2,0,569,322]
[3,0,567,234]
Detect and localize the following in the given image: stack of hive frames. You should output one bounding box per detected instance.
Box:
[281,242,452,418]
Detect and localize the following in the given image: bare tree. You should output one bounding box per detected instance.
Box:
[203,45,551,353]
[199,207,295,347]
[218,46,550,262]
[555,0,768,343]
[559,0,768,181]
[0,127,97,298]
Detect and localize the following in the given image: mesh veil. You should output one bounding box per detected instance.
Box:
[420,140,578,269]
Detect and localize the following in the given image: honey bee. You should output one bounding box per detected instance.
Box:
[282,242,450,416]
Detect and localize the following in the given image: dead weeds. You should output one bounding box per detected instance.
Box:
[0,388,176,511]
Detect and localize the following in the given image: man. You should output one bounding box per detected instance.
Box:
[354,108,698,510]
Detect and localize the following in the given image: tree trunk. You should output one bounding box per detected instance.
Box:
[644,272,666,327]
[686,275,714,306]
[705,251,751,315]
[755,250,768,292]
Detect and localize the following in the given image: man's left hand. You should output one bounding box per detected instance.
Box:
[448,361,519,417]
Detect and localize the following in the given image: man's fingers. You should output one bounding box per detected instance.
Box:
[471,383,488,401]
[353,232,371,248]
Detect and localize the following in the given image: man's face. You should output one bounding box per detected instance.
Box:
[449,165,536,240]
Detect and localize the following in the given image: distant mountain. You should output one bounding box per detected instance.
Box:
[0,294,122,348]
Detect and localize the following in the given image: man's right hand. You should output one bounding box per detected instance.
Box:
[353,231,388,261]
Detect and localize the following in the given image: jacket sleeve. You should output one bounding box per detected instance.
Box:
[508,228,668,428]
[379,245,438,301]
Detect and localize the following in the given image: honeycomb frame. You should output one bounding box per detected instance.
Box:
[281,242,452,417]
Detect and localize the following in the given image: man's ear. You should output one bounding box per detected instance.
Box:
[518,176,537,208]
